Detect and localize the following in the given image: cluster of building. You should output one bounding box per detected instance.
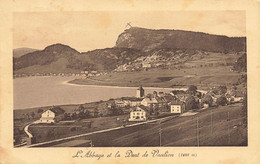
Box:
[13,70,107,79]
[117,86,187,122]
[39,86,245,124]
[80,71,107,79]
[14,72,83,78]
[114,50,206,72]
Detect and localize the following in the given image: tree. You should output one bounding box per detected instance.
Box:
[154,104,159,118]
[187,85,197,95]
[84,109,90,118]
[218,86,227,95]
[216,96,228,106]
[201,94,213,107]
[26,113,30,120]
[78,104,85,112]
[75,105,87,119]
[213,86,227,95]
[63,113,69,120]
[196,92,202,99]
[94,108,99,117]
[185,96,198,110]
[37,108,43,113]
[30,112,35,119]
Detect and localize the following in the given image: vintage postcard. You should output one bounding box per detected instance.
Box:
[1,0,260,163]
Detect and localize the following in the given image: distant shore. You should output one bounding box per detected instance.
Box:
[66,79,184,90]
[68,78,187,89]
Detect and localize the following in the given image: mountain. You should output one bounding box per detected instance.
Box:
[13,44,81,71]
[116,27,246,53]
[13,27,246,74]
[78,48,142,71]
[13,44,142,73]
[13,48,39,58]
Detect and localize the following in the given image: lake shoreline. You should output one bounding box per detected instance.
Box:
[14,76,179,110]
[68,78,188,90]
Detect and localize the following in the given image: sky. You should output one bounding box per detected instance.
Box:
[13,11,246,52]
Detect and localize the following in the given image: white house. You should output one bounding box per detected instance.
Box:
[129,106,147,121]
[202,103,209,109]
[40,110,56,123]
[142,63,152,68]
[170,100,185,114]
[141,98,158,106]
[40,107,64,123]
[233,97,244,103]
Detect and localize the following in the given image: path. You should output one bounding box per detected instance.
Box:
[24,120,41,138]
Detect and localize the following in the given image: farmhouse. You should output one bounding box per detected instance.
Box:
[170,100,185,113]
[40,106,65,123]
[129,106,148,121]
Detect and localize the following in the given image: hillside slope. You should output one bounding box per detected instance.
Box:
[116,27,246,53]
[13,48,39,58]
[13,44,143,73]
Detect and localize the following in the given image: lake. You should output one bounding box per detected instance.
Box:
[14,76,174,109]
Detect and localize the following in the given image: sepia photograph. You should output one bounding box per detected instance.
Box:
[12,11,247,148]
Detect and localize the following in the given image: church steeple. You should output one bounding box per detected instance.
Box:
[136,86,144,98]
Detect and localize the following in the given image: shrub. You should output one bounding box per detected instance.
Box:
[70,127,76,131]
[186,96,198,110]
[187,85,197,95]
[37,108,43,113]
[216,96,228,106]
[201,94,213,107]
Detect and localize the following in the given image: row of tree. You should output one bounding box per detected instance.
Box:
[62,103,124,121]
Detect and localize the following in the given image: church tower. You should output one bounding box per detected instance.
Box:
[136,86,144,98]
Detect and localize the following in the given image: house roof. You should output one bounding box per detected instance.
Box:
[47,106,65,115]
[155,97,166,103]
[130,105,149,112]
[171,90,186,95]
[170,99,184,105]
[121,97,143,101]
[162,94,176,102]
[142,98,158,104]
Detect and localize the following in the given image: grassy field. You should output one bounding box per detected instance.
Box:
[27,103,247,147]
[70,66,243,89]
[70,52,244,89]
[28,114,132,143]
[58,103,247,147]
[13,102,101,145]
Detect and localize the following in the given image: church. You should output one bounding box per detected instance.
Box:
[136,86,144,98]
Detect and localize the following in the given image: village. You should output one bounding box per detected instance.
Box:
[39,85,244,124]
[13,83,245,147]
[13,70,107,79]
